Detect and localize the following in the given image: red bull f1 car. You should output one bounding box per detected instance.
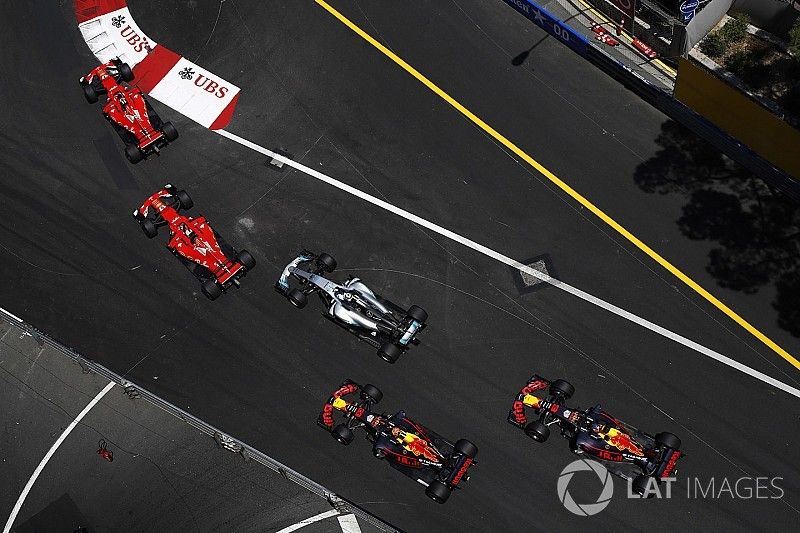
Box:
[80,59,178,163]
[319,380,478,503]
[276,251,428,363]
[508,374,682,496]
[133,184,255,300]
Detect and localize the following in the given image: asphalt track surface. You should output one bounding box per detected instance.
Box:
[1,1,798,532]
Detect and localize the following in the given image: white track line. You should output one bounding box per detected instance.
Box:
[3,381,115,533]
[337,514,362,533]
[0,305,24,323]
[216,128,800,400]
[275,509,340,533]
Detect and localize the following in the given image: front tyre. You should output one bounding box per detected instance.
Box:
[83,84,98,104]
[360,384,383,404]
[287,288,308,309]
[175,189,193,210]
[140,219,158,238]
[549,379,575,400]
[425,480,451,504]
[332,424,354,445]
[377,342,401,364]
[317,252,337,273]
[524,421,550,442]
[118,62,134,82]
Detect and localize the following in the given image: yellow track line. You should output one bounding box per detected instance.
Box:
[314,0,799,370]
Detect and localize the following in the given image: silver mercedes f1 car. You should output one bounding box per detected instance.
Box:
[275,250,428,363]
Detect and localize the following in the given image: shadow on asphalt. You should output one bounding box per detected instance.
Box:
[633,120,800,338]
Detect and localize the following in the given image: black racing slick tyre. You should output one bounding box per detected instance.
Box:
[162,121,179,142]
[425,480,451,504]
[377,342,401,364]
[201,279,222,300]
[406,305,428,324]
[655,432,681,450]
[83,84,98,104]
[317,252,336,273]
[332,424,354,445]
[237,250,256,270]
[140,219,158,239]
[632,475,654,498]
[454,439,478,458]
[360,384,383,404]
[287,288,308,309]
[549,379,575,400]
[524,421,550,442]
[118,62,134,82]
[175,189,193,210]
[125,144,144,164]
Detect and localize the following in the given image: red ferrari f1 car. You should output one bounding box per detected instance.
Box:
[133,185,255,300]
[508,374,683,496]
[80,59,178,163]
[319,380,478,503]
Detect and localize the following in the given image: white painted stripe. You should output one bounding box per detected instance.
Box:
[147,57,240,128]
[275,510,339,533]
[0,305,24,323]
[337,514,362,533]
[216,128,800,400]
[3,381,116,533]
[78,7,156,66]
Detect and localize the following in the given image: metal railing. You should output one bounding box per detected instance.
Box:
[0,307,402,533]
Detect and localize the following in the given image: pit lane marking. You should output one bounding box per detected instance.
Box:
[215,129,800,400]
[274,509,341,533]
[313,0,799,372]
[3,381,115,533]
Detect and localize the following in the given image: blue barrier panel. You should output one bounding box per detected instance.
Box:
[501,0,588,55]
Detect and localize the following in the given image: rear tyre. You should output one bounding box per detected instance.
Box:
[549,379,575,400]
[406,305,428,323]
[125,144,144,164]
[140,219,158,238]
[201,279,222,300]
[425,480,451,504]
[175,189,193,210]
[524,420,550,442]
[162,121,179,142]
[118,62,134,82]
[454,439,478,458]
[83,84,98,104]
[237,250,256,270]
[287,288,307,309]
[361,384,383,404]
[317,253,336,273]
[377,342,401,364]
[332,424,354,445]
[632,475,653,498]
[655,432,681,450]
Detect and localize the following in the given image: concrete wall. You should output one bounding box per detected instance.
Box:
[732,0,798,38]
[674,57,800,180]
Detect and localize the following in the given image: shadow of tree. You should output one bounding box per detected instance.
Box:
[634,120,800,337]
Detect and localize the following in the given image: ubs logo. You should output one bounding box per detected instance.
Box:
[119,25,153,53]
[177,68,229,99]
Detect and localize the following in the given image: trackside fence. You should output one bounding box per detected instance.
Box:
[0,307,403,533]
[500,0,800,202]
